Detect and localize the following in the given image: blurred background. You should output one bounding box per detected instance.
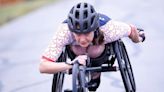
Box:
[0,0,164,92]
[0,0,56,25]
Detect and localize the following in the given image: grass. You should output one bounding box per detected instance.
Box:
[0,0,56,26]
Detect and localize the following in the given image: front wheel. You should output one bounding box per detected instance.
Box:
[72,63,79,92]
[72,63,86,92]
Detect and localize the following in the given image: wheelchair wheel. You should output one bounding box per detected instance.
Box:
[114,40,136,92]
[121,42,136,91]
[52,52,67,92]
[52,72,65,92]
[72,63,86,92]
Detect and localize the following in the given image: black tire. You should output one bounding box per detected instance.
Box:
[52,73,65,92]
[114,40,136,92]
[52,52,67,92]
[120,42,136,91]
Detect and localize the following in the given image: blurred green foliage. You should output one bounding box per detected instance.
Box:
[0,0,56,25]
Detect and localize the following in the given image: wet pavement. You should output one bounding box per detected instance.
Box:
[0,0,164,92]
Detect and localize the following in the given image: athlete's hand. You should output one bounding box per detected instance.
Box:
[129,25,140,43]
[72,55,87,66]
[138,28,145,42]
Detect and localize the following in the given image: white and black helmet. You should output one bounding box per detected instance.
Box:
[67,2,99,34]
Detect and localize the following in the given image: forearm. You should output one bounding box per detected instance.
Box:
[39,59,72,74]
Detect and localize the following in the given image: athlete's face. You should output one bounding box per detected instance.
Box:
[73,31,94,48]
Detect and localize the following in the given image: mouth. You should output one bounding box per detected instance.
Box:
[81,42,87,45]
[80,42,88,47]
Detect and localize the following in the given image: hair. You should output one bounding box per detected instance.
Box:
[92,28,104,45]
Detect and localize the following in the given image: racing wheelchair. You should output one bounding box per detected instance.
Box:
[51,28,145,92]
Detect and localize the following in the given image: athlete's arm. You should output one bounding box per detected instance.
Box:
[100,20,141,43]
[39,58,72,74]
[39,23,72,74]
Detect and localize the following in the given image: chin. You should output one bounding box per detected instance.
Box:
[80,44,89,48]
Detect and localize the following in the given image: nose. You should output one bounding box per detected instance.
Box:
[79,34,87,41]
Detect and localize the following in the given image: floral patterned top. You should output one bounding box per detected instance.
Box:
[42,14,131,62]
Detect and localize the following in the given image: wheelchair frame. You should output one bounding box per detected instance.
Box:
[52,40,136,92]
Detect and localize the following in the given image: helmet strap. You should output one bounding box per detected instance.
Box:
[94,28,99,38]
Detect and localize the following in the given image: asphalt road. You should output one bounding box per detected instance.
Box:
[0,0,164,92]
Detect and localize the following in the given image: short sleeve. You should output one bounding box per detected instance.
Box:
[100,20,131,43]
[42,23,72,62]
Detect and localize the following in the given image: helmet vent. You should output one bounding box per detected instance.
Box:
[91,15,95,25]
[83,22,88,30]
[75,22,80,30]
[84,3,88,8]
[77,3,81,8]
[91,6,94,13]
[75,11,79,19]
[83,10,88,19]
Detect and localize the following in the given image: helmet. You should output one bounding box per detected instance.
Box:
[67,2,99,34]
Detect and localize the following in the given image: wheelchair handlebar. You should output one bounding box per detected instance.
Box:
[137,28,145,42]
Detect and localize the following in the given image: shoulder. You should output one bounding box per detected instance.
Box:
[98,13,111,27]
[56,22,70,35]
[58,22,69,31]
[53,22,73,44]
